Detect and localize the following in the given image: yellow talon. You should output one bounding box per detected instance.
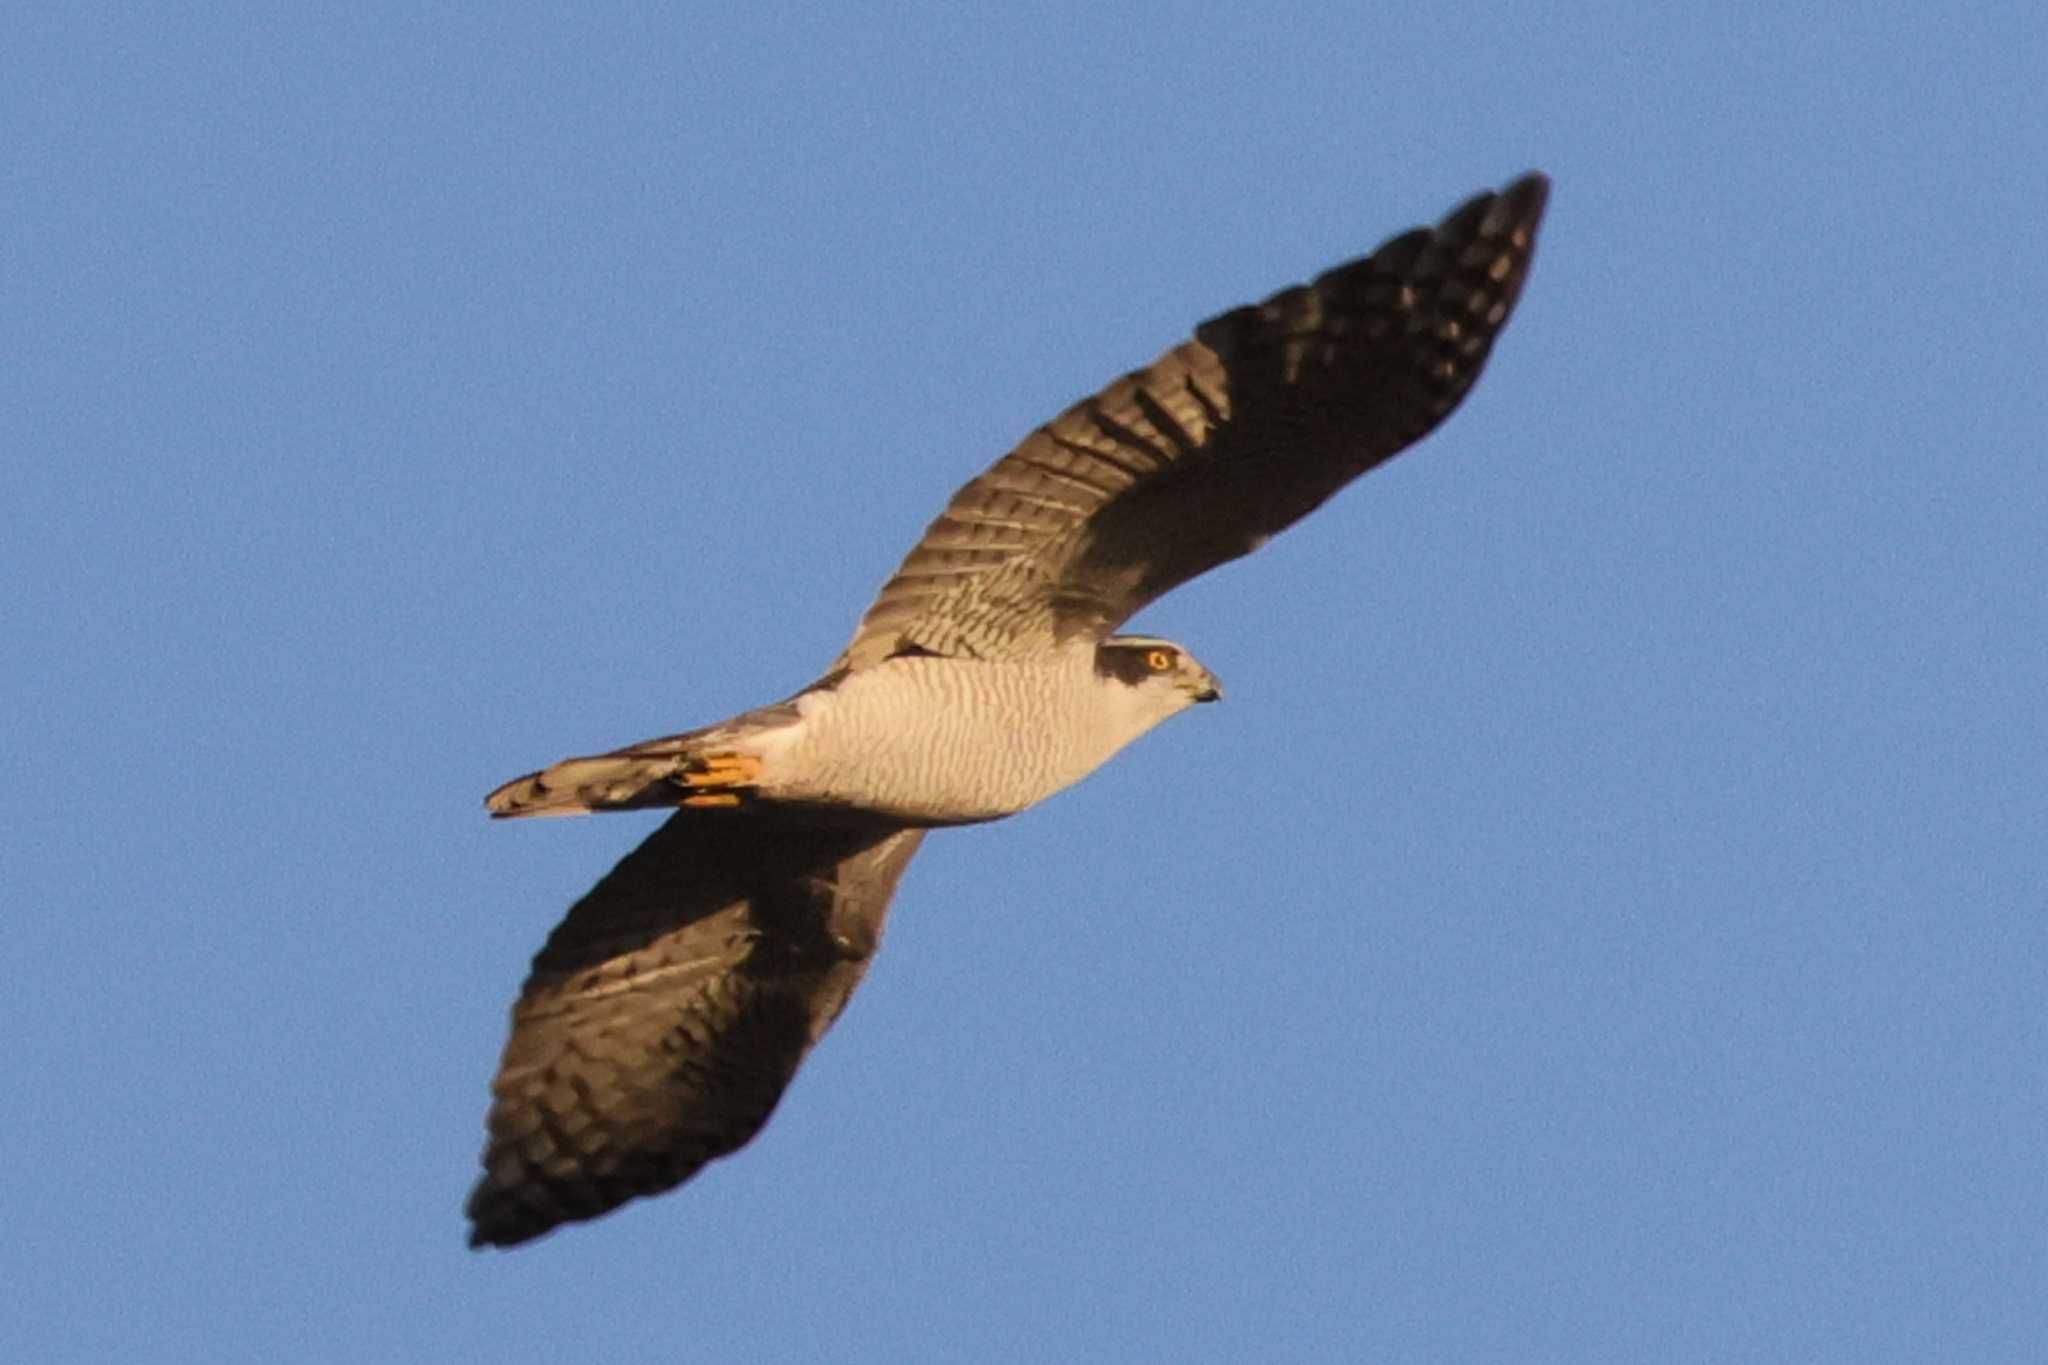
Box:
[681,792,743,808]
[681,753,763,787]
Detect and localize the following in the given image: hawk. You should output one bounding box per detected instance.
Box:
[468,173,1550,1247]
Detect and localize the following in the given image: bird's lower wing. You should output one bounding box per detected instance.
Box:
[466,810,926,1248]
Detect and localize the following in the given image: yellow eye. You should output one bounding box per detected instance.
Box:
[1146,648,1174,671]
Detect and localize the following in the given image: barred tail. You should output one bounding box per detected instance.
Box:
[485,733,706,818]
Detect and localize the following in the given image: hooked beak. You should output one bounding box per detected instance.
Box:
[1189,674,1224,704]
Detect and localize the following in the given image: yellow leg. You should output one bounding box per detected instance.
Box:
[681,753,763,788]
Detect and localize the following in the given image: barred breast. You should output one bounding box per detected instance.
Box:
[760,649,1136,825]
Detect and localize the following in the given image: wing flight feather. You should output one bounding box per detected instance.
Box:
[467,812,925,1248]
[836,173,1549,667]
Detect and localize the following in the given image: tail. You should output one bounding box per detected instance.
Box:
[486,731,724,818]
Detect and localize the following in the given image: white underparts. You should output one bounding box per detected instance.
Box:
[746,644,1198,825]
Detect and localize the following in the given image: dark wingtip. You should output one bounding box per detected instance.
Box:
[1501,171,1551,226]
[465,1182,552,1251]
[1454,171,1550,242]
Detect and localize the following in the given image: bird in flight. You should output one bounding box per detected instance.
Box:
[469,173,1550,1247]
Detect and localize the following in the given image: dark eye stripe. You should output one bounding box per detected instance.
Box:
[1094,643,1174,686]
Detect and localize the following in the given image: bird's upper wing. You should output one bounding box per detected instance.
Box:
[835,173,1548,670]
[466,810,925,1248]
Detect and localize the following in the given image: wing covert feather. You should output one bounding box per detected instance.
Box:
[466,813,925,1248]
[837,172,1548,667]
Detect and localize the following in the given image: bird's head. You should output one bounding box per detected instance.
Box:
[1093,635,1224,724]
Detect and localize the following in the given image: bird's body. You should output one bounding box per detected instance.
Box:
[468,173,1551,1247]
[489,636,1221,826]
[756,640,1221,823]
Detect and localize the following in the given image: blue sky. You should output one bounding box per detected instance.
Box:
[6,3,2043,1361]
